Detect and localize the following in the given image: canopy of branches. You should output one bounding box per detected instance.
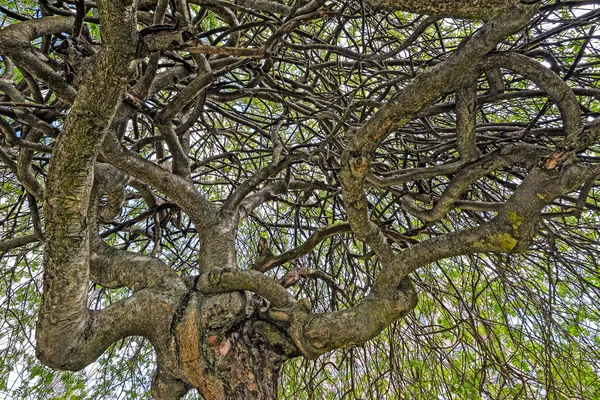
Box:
[1,0,600,398]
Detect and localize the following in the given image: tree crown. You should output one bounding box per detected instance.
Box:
[1,0,600,398]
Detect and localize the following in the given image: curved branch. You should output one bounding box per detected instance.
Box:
[90,239,186,293]
[347,4,539,154]
[37,289,177,370]
[292,158,594,359]
[278,267,350,302]
[0,16,78,103]
[195,267,296,309]
[341,161,395,263]
[289,277,417,359]
[337,4,539,268]
[252,222,352,273]
[401,144,549,222]
[378,159,596,294]
[37,0,140,370]
[480,52,582,140]
[101,131,218,229]
[367,0,533,20]
[238,180,289,221]
[154,58,214,181]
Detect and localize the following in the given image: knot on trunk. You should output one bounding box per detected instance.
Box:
[393,277,418,314]
[348,153,370,178]
[166,291,297,399]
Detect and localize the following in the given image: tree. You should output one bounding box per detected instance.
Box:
[1,0,599,398]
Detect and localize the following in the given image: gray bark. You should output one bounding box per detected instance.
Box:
[2,0,597,398]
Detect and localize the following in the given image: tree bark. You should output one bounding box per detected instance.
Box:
[150,291,297,399]
[8,0,597,399]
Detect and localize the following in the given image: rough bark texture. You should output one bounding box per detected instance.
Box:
[2,0,598,398]
[366,0,535,20]
[147,291,296,399]
[37,0,141,368]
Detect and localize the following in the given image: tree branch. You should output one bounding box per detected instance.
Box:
[401,144,549,222]
[291,158,594,359]
[37,289,177,370]
[0,16,78,103]
[252,222,352,272]
[0,234,40,252]
[224,114,291,216]
[480,52,582,140]
[337,5,539,268]
[154,57,214,181]
[90,238,186,293]
[37,0,141,370]
[340,151,395,264]
[195,268,296,309]
[455,73,479,161]
[101,131,218,229]
[367,0,535,20]
[347,4,539,154]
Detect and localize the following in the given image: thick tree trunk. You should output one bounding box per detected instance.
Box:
[192,322,288,399]
[153,291,298,399]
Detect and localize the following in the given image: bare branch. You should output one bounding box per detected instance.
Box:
[455,74,479,161]
[293,158,594,359]
[401,144,549,222]
[0,234,40,252]
[252,222,352,272]
[480,52,582,140]
[347,4,540,153]
[0,16,78,103]
[101,131,218,229]
[195,267,296,309]
[37,0,141,370]
[90,238,186,293]
[367,0,535,20]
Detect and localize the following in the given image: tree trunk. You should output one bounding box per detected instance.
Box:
[153,291,298,399]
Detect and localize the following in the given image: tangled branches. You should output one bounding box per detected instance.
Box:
[1,0,600,398]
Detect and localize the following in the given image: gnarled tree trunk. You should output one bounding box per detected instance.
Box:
[6,0,600,399]
[157,292,295,399]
